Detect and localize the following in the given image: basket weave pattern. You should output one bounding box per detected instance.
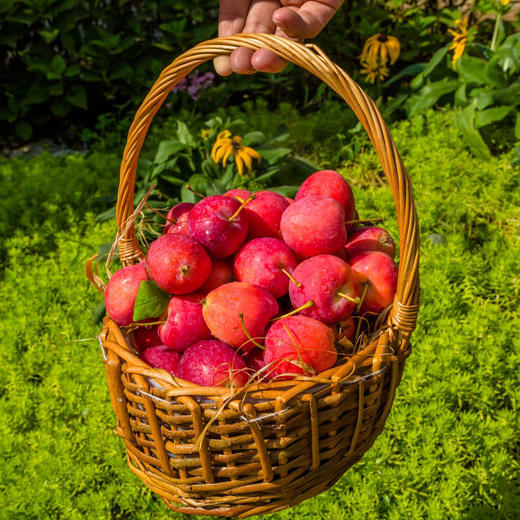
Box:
[89,34,420,518]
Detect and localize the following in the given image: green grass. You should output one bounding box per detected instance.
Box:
[0,107,519,519]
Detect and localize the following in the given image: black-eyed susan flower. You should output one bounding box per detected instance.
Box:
[361,34,401,68]
[211,130,261,177]
[449,18,469,69]
[360,60,390,84]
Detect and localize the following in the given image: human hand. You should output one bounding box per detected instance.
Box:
[214,1,344,76]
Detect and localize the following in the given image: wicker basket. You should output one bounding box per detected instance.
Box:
[86,34,420,518]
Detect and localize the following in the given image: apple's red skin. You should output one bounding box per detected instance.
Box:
[233,238,297,298]
[105,264,150,326]
[244,191,289,239]
[284,197,294,205]
[203,282,278,352]
[178,340,248,387]
[224,188,252,203]
[146,234,212,294]
[295,170,356,222]
[345,226,396,259]
[349,251,398,314]
[133,323,162,353]
[158,294,211,352]
[187,195,248,258]
[167,211,190,235]
[164,202,195,234]
[280,196,347,257]
[201,260,234,294]
[289,255,359,324]
[244,348,266,373]
[264,316,337,380]
[141,345,181,377]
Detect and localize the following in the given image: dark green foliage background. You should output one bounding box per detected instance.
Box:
[0,106,519,519]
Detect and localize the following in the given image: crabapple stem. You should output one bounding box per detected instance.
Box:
[238,313,264,350]
[186,184,205,199]
[273,300,314,321]
[357,284,369,312]
[228,195,254,222]
[345,217,384,225]
[281,268,301,287]
[336,292,360,304]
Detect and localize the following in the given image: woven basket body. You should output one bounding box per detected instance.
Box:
[88,34,420,518]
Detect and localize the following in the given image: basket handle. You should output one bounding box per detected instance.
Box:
[115,33,420,347]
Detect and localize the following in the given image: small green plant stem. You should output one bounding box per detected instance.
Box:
[228,195,254,222]
[357,284,369,312]
[491,13,502,52]
[239,313,264,350]
[186,184,205,199]
[273,300,314,321]
[281,268,301,287]
[337,292,360,305]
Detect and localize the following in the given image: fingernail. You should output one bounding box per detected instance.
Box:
[214,56,232,76]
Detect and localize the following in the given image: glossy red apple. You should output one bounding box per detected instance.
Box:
[349,251,398,314]
[233,238,297,298]
[178,340,248,387]
[164,202,195,234]
[280,196,346,257]
[264,316,337,380]
[289,254,359,324]
[345,226,395,259]
[158,294,211,352]
[187,195,248,258]
[244,190,289,239]
[295,170,356,222]
[146,234,212,294]
[105,263,150,326]
[202,282,278,351]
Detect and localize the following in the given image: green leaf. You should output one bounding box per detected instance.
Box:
[407,79,459,117]
[474,106,511,128]
[66,85,87,109]
[454,83,467,107]
[38,28,59,43]
[181,184,197,203]
[514,113,520,140]
[97,243,113,259]
[220,164,234,186]
[93,301,106,324]
[456,56,489,85]
[154,140,186,163]
[453,106,491,159]
[15,121,32,141]
[267,185,299,197]
[242,131,265,147]
[186,174,209,196]
[133,280,169,322]
[51,54,66,75]
[96,206,116,222]
[50,100,71,117]
[176,120,196,147]
[471,88,494,110]
[383,63,427,87]
[410,47,449,89]
[258,147,291,164]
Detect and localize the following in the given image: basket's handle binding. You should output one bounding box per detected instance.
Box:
[115,34,419,352]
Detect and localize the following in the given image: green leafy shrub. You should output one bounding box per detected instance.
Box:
[1,108,519,519]
[1,0,218,141]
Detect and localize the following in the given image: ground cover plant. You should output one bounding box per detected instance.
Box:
[0,107,519,519]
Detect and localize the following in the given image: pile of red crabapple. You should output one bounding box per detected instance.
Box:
[104,170,398,387]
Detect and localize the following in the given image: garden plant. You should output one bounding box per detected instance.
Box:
[0,0,519,519]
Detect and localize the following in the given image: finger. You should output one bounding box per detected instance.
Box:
[275,1,343,39]
[229,0,279,74]
[214,0,251,76]
[251,23,292,73]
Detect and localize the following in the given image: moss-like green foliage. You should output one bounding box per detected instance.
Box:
[0,109,519,519]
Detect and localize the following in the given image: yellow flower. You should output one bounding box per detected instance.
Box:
[449,18,469,70]
[360,33,401,68]
[200,128,211,140]
[211,130,261,177]
[500,0,510,6]
[360,60,390,84]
